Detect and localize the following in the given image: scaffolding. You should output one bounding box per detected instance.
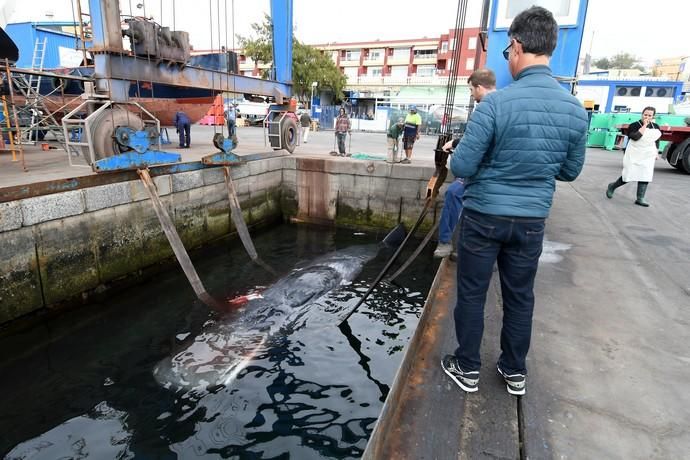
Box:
[1,59,26,171]
[0,59,88,171]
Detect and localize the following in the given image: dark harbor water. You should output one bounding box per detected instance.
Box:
[0,224,440,459]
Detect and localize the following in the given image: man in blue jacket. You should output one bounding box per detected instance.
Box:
[173,111,191,148]
[441,6,588,396]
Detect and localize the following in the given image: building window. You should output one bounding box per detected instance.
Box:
[465,58,475,70]
[450,38,456,50]
[331,51,338,62]
[344,67,358,79]
[468,37,477,50]
[414,49,437,60]
[344,50,360,61]
[391,65,408,77]
[368,66,383,77]
[417,65,436,77]
[441,41,448,53]
[393,48,410,59]
[369,48,384,60]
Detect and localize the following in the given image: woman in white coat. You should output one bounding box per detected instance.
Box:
[605,107,662,207]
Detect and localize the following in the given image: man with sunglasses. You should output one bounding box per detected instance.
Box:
[441,6,588,395]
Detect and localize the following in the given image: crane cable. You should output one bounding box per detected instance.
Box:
[384,0,471,284]
[338,0,471,326]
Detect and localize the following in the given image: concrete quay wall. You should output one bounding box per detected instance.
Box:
[0,158,442,326]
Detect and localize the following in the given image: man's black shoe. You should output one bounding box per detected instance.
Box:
[441,355,479,392]
[497,364,526,395]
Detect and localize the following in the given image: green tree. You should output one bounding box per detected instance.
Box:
[594,53,645,72]
[237,14,346,103]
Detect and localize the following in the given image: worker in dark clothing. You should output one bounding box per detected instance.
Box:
[225,104,238,139]
[300,111,312,143]
[173,111,191,148]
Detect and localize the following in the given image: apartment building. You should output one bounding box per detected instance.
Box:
[236,28,485,131]
[237,27,484,96]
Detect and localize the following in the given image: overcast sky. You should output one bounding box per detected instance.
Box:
[5,0,690,65]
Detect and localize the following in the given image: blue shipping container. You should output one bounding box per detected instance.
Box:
[5,22,83,69]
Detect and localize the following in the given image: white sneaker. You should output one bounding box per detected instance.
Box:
[434,243,452,258]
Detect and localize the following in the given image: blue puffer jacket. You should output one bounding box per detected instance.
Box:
[450,65,588,218]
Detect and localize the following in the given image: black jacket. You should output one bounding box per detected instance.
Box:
[628,120,660,148]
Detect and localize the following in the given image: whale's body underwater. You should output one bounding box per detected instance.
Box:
[153,240,397,393]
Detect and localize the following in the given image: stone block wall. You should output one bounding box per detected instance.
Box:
[0,157,445,326]
[0,163,284,325]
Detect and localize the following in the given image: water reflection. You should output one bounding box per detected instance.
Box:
[6,402,133,460]
[0,225,437,459]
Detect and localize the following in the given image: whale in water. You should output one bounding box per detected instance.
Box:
[153,226,405,394]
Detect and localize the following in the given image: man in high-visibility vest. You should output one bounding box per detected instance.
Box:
[400,105,422,164]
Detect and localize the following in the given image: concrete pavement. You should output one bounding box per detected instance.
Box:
[525,149,690,457]
[0,125,438,189]
[365,148,690,458]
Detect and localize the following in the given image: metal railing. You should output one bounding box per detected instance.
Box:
[345,75,468,86]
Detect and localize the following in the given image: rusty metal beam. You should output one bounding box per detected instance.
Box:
[8,67,94,82]
[0,151,288,203]
[94,55,291,101]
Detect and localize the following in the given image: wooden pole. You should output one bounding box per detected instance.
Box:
[4,60,26,171]
[137,168,220,308]
[223,166,258,260]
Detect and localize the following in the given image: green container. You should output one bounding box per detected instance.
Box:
[586,129,607,147]
[588,113,688,151]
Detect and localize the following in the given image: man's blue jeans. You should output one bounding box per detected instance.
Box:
[454,208,545,375]
[439,179,465,243]
[336,132,347,154]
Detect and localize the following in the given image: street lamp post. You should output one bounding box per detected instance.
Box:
[310,81,318,117]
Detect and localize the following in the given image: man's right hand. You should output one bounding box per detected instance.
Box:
[442,140,454,152]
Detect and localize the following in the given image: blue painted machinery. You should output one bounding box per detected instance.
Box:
[90,126,182,172]
[485,0,589,91]
[65,0,295,172]
[62,0,297,305]
[201,133,243,166]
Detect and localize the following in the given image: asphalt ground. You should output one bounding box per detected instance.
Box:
[522,149,690,457]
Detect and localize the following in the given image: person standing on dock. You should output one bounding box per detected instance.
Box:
[605,106,662,207]
[400,105,422,164]
[300,110,312,143]
[386,118,405,163]
[225,103,238,139]
[441,6,588,396]
[335,107,351,156]
[434,68,496,259]
[173,111,191,148]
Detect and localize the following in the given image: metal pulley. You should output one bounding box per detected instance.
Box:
[114,126,159,153]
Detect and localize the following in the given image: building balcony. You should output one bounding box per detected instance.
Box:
[413,55,438,64]
[387,56,410,65]
[340,59,360,67]
[363,58,385,66]
[344,75,468,87]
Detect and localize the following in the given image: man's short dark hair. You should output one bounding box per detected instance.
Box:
[468,68,496,89]
[642,106,656,115]
[508,6,558,57]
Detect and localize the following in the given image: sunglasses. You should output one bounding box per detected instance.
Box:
[502,38,521,60]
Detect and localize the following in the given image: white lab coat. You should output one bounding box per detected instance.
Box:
[622,128,661,182]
